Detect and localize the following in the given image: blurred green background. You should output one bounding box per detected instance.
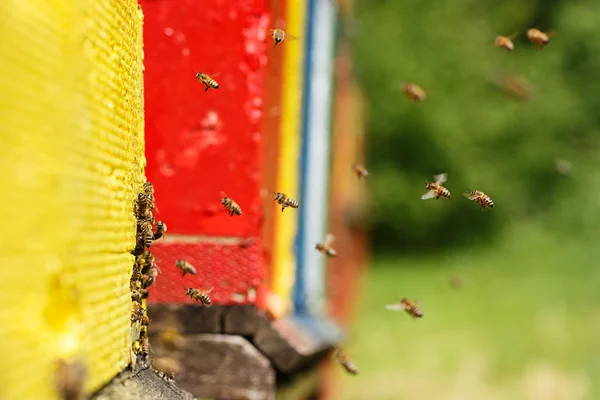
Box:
[337,0,600,399]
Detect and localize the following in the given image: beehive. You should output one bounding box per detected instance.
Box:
[0,0,144,398]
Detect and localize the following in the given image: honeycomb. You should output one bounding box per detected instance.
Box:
[0,0,144,398]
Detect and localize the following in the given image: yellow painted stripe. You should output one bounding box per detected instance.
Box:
[271,0,307,312]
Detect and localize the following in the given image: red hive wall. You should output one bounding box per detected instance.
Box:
[140,0,272,307]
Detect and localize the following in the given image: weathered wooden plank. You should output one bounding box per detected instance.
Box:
[174,334,275,400]
[253,317,343,374]
[222,304,269,336]
[92,365,196,400]
[147,303,224,333]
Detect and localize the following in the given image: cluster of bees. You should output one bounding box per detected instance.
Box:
[147,25,550,380]
[129,182,166,368]
[333,28,557,377]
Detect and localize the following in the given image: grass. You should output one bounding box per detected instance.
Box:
[336,225,600,400]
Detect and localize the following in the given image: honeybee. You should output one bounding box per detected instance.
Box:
[131,263,142,282]
[186,287,213,305]
[143,182,157,210]
[136,193,152,215]
[464,189,494,210]
[140,336,150,357]
[131,289,144,302]
[54,359,88,400]
[221,192,242,216]
[140,314,150,327]
[273,192,299,212]
[158,327,186,351]
[140,250,155,274]
[153,220,167,240]
[138,220,154,248]
[494,33,516,51]
[175,259,197,277]
[334,348,358,375]
[270,28,298,47]
[386,298,423,319]
[352,163,369,179]
[421,173,451,200]
[527,28,550,48]
[315,233,337,257]
[195,72,220,92]
[152,357,182,380]
[401,82,426,103]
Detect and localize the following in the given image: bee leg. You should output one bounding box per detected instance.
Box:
[205,86,209,92]
[182,271,186,277]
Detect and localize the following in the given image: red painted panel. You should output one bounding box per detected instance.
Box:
[141,0,270,236]
[147,240,267,307]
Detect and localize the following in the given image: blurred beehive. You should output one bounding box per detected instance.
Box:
[0,0,144,398]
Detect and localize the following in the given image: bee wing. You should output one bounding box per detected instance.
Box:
[421,190,436,200]
[325,233,335,246]
[507,32,518,40]
[220,191,228,198]
[463,191,475,200]
[433,173,447,185]
[285,33,299,40]
[207,72,221,78]
[385,303,404,312]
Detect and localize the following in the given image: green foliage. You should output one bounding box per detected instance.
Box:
[352,0,600,253]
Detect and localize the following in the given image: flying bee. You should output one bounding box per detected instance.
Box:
[195,72,220,92]
[334,348,358,375]
[54,359,88,400]
[159,327,186,351]
[352,163,369,179]
[273,192,299,212]
[269,28,298,47]
[220,192,242,216]
[152,357,182,380]
[175,259,197,277]
[386,298,423,319]
[315,233,337,258]
[186,287,213,305]
[527,28,550,48]
[494,33,516,51]
[401,82,426,103]
[421,173,451,200]
[153,220,167,240]
[464,189,494,210]
[138,220,154,248]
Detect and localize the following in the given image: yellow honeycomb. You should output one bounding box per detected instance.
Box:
[0,0,144,398]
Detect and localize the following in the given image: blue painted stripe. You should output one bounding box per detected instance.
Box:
[294,0,337,316]
[293,0,316,316]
